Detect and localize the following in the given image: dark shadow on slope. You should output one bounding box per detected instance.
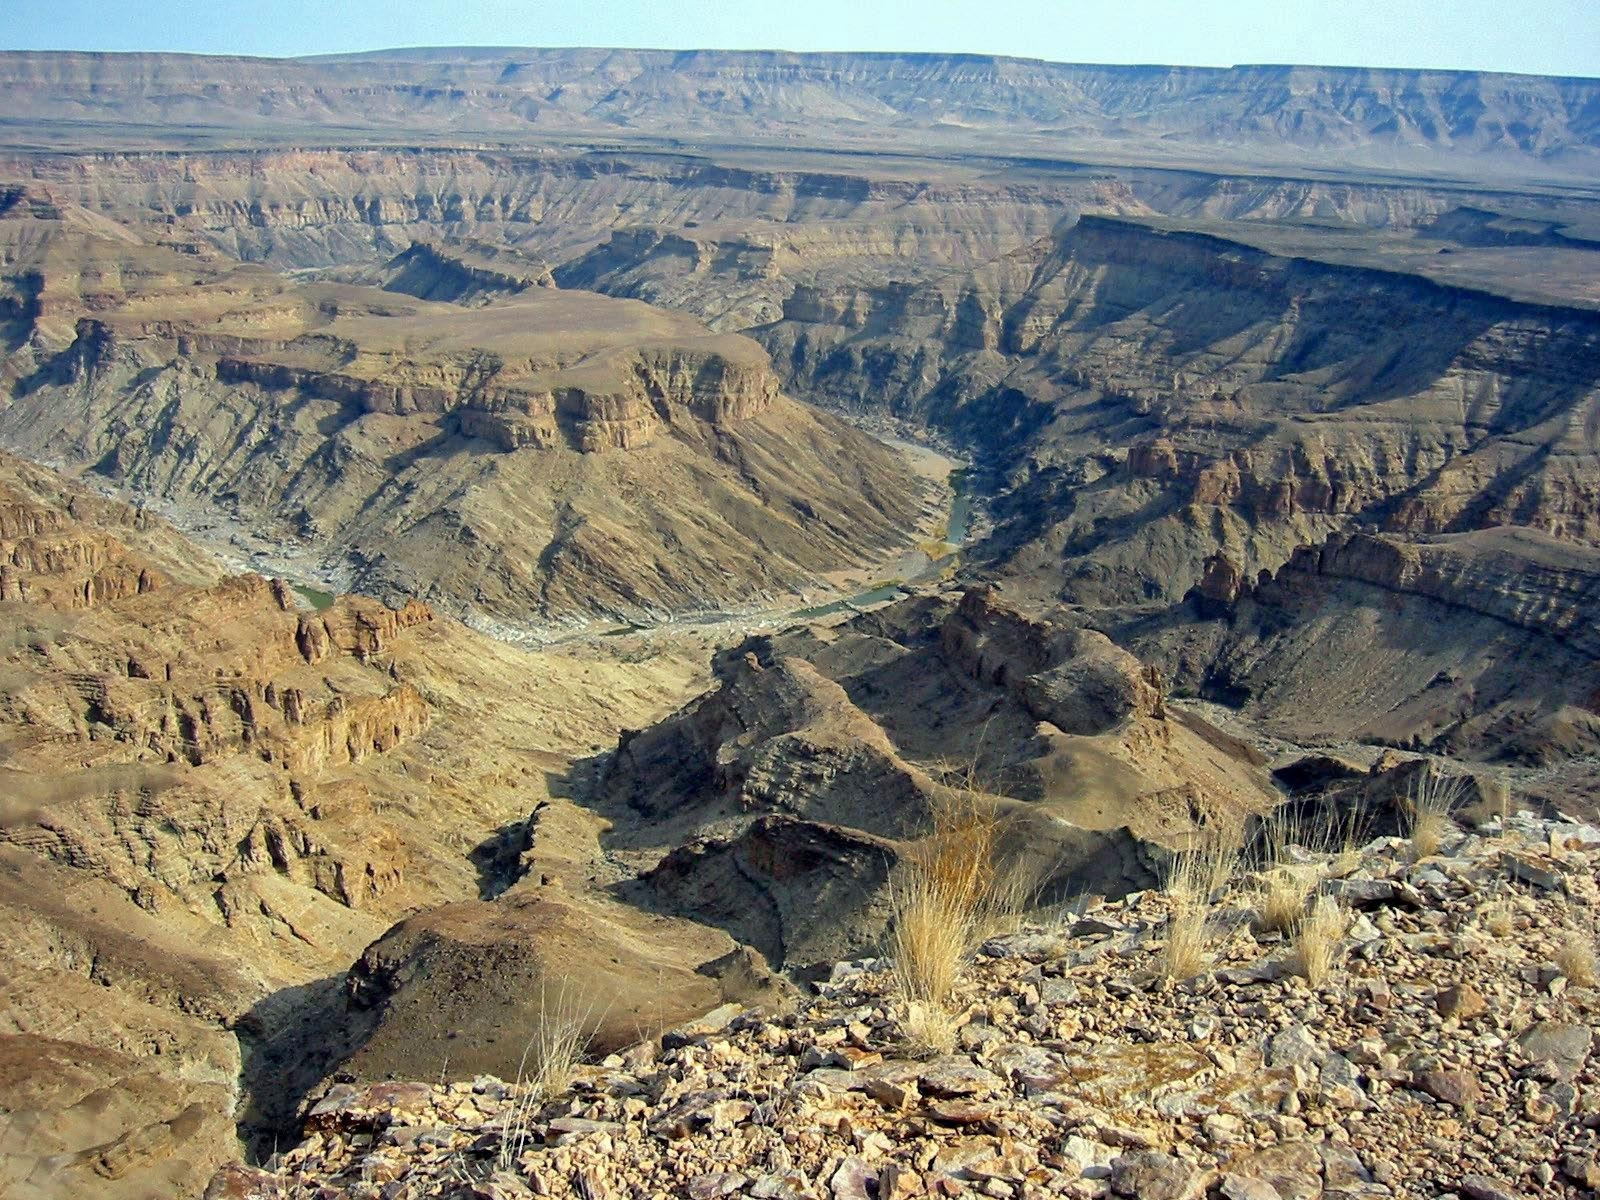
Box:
[468,814,532,900]
[234,972,367,1165]
[469,761,606,900]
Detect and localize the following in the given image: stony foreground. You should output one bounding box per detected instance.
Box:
[210,811,1600,1200]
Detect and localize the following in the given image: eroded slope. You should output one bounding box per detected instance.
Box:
[0,191,931,628]
[0,451,713,1198]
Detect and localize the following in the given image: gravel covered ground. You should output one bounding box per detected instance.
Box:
[210,811,1600,1200]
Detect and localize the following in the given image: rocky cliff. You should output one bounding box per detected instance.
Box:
[0,452,717,1199]
[0,192,932,627]
[1113,526,1600,766]
[756,215,1600,609]
[592,585,1278,974]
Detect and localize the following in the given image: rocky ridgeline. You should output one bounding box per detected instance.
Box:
[210,811,1599,1200]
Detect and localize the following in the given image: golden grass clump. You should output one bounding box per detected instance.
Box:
[1468,777,1515,829]
[1258,865,1314,935]
[1553,932,1598,988]
[896,1000,958,1057]
[1250,802,1365,934]
[1479,900,1516,939]
[1403,767,1463,859]
[888,788,1024,1041]
[1289,895,1349,987]
[1158,837,1238,980]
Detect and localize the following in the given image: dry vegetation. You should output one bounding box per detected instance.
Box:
[887,788,1027,1054]
[1289,894,1350,986]
[1403,767,1464,858]
[1252,802,1368,932]
[1159,838,1237,980]
[1479,898,1517,938]
[1554,930,1598,987]
[497,980,594,1170]
[1241,803,1364,984]
[887,785,1381,1032]
[1257,864,1316,935]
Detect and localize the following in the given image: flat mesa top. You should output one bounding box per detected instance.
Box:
[285,284,765,362]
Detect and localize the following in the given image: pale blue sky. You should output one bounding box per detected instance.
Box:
[2,0,1597,78]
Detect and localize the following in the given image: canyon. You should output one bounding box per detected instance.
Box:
[0,46,1597,1200]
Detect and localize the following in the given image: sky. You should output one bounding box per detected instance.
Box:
[1,0,1597,78]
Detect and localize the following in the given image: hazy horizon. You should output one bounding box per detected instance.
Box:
[3,0,1598,81]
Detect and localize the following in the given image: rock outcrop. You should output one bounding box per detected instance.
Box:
[759,214,1600,610]
[0,193,930,626]
[1118,527,1600,766]
[0,453,717,1199]
[597,586,1277,974]
[206,808,1600,1200]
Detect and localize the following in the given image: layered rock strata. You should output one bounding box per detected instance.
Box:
[0,192,930,625]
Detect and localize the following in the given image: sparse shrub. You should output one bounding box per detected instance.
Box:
[896,999,958,1057]
[1161,888,1211,981]
[1467,777,1514,829]
[1258,865,1314,934]
[1158,837,1238,980]
[497,978,593,1171]
[1479,900,1516,938]
[1248,802,1369,935]
[1403,767,1463,859]
[1260,800,1370,872]
[1289,895,1349,986]
[887,787,1020,1035]
[1554,932,1598,987]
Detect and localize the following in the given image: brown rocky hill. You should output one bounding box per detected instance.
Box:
[591,585,1280,971]
[0,449,1296,1199]
[0,190,932,628]
[0,449,724,1199]
[1105,528,1600,805]
[259,582,1282,1112]
[1,50,1598,180]
[215,806,1600,1200]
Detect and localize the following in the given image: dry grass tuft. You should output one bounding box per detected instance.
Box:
[1158,837,1238,980]
[888,788,1025,1034]
[1257,865,1314,934]
[889,865,976,1016]
[1554,932,1598,987]
[1403,767,1463,859]
[497,979,593,1171]
[1161,889,1211,981]
[1249,803,1363,936]
[1465,777,1515,829]
[1289,895,1349,987]
[897,1000,959,1057]
[1479,900,1516,939]
[1262,801,1370,872]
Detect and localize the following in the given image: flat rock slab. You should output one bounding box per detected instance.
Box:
[1054,1041,1216,1110]
[1110,1150,1206,1200]
[1515,1021,1593,1082]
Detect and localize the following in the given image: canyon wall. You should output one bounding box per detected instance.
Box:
[757,215,1600,605]
[2,51,1597,180]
